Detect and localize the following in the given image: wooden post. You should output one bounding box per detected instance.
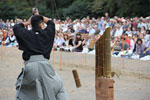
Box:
[84,33,86,64]
[0,33,3,59]
[3,30,6,53]
[95,27,114,100]
[122,35,125,69]
[96,77,114,100]
[60,39,62,70]
[104,28,111,78]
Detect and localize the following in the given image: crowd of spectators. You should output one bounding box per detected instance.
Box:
[0,13,150,60]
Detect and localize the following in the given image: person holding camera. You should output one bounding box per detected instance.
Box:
[13,8,68,100]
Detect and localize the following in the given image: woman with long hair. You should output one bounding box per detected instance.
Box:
[72,33,83,52]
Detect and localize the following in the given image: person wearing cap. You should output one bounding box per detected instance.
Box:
[13,11,68,100]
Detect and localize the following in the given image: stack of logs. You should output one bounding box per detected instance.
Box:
[95,27,114,100]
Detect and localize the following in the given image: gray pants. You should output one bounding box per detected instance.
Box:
[16,55,69,100]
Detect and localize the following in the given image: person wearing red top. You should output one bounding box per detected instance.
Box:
[124,34,131,49]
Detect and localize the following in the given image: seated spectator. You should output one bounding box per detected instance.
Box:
[9,34,16,44]
[114,24,123,37]
[68,34,75,47]
[135,38,146,57]
[87,35,96,51]
[142,42,150,57]
[128,34,135,51]
[119,37,129,51]
[124,34,131,49]
[54,33,65,49]
[78,26,88,34]
[99,25,105,35]
[63,34,70,52]
[141,26,146,35]
[1,15,150,60]
[72,33,83,52]
[122,21,128,31]
[82,34,88,46]
[89,26,96,35]
[144,33,150,48]
[112,40,121,55]
[125,27,132,35]
[136,30,141,37]
[132,27,137,35]
[63,34,69,47]
[117,37,131,57]
[67,25,75,33]
[0,30,2,45]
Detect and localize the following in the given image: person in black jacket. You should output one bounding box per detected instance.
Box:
[72,33,83,52]
[13,13,68,100]
[13,15,55,61]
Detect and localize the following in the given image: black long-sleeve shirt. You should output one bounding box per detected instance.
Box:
[13,20,55,61]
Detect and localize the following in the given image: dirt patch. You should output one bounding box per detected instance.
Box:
[0,47,150,100]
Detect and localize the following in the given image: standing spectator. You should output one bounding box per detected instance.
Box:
[104,12,110,21]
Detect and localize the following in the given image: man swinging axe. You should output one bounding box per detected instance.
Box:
[13,8,69,100]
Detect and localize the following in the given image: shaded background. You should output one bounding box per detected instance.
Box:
[0,0,150,20]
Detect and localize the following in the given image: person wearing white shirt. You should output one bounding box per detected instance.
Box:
[89,26,96,35]
[128,34,135,51]
[54,34,65,48]
[125,27,132,35]
[55,21,61,31]
[114,25,123,37]
[99,26,105,35]
[137,20,145,28]
[144,34,150,48]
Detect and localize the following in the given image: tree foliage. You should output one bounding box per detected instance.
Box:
[0,0,150,20]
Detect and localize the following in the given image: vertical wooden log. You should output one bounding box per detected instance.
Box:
[95,34,105,78]
[95,27,114,100]
[0,33,3,59]
[104,27,111,78]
